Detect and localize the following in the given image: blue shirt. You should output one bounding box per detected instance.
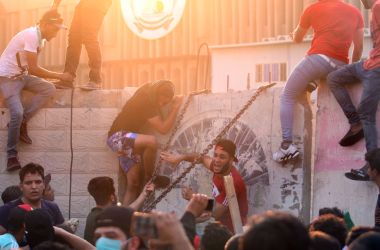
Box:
[0,233,19,250]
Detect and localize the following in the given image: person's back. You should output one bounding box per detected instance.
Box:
[303,0,363,63]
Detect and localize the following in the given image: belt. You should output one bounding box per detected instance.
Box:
[317,54,338,69]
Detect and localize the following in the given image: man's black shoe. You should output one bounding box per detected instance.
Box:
[20,120,32,144]
[7,156,21,172]
[339,128,364,146]
[344,169,370,181]
[152,175,171,189]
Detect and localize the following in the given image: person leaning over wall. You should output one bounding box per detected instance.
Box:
[107,80,183,206]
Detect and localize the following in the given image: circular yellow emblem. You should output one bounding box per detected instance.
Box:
[120,0,187,40]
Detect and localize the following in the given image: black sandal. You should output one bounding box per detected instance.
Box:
[344,169,369,181]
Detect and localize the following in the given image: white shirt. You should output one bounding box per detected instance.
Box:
[0,26,44,77]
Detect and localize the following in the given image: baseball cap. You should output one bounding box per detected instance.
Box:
[40,10,67,30]
[25,209,55,248]
[215,139,238,162]
[95,206,134,238]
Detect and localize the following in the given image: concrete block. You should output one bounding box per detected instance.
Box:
[72,130,109,151]
[18,152,71,173]
[18,130,68,152]
[54,195,69,219]
[89,108,119,129]
[28,110,46,129]
[45,109,70,128]
[70,196,91,218]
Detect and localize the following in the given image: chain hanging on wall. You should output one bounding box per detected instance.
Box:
[143,82,277,212]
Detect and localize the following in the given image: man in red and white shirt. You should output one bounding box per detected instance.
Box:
[161,139,248,233]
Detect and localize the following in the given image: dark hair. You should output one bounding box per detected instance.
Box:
[215,139,238,162]
[1,185,22,204]
[365,148,380,172]
[40,9,63,25]
[346,226,380,246]
[309,231,340,250]
[224,234,241,250]
[201,222,233,250]
[349,232,380,250]
[242,211,310,250]
[19,163,45,183]
[8,207,27,233]
[87,177,115,206]
[309,214,347,248]
[34,241,72,250]
[319,207,344,219]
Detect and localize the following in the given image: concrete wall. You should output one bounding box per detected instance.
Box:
[313,82,378,226]
[0,86,310,236]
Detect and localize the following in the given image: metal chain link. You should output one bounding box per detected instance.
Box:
[143,83,276,211]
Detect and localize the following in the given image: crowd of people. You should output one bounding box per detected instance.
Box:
[1,0,380,249]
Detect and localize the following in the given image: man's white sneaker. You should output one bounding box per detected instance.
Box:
[272,144,300,162]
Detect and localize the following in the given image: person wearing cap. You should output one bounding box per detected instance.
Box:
[0,163,64,235]
[52,0,112,90]
[0,10,74,171]
[272,0,364,163]
[160,139,249,233]
[107,80,183,206]
[0,207,27,249]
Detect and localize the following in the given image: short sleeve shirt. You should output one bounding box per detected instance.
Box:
[0,233,19,250]
[364,1,380,70]
[0,198,64,230]
[300,0,364,63]
[0,27,42,77]
[84,207,103,245]
[211,164,248,233]
[108,83,159,136]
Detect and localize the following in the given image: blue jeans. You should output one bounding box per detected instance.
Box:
[0,75,56,157]
[327,61,380,151]
[281,54,345,142]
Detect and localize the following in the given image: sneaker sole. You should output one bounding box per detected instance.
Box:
[79,86,101,91]
[275,150,300,162]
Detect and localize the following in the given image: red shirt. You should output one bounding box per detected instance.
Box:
[300,0,364,63]
[211,163,248,233]
[364,0,380,70]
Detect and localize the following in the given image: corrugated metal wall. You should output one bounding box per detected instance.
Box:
[0,0,370,93]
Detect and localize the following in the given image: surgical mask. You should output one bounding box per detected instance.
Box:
[96,237,122,250]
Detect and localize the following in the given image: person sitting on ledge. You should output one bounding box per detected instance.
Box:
[0,10,74,171]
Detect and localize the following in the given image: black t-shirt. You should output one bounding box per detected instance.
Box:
[109,84,158,136]
[0,198,64,229]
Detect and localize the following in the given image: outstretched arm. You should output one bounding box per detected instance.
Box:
[54,226,95,250]
[160,152,212,170]
[128,182,155,210]
[147,95,183,134]
[26,52,73,81]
